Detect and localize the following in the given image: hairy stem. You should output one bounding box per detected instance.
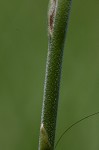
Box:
[38,0,72,150]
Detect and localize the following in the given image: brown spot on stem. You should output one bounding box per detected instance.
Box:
[49,0,57,35]
[40,123,51,150]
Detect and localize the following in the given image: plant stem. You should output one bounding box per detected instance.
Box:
[38,0,72,149]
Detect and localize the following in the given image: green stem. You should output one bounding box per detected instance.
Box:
[39,0,72,149]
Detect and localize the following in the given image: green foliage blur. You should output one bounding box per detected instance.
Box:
[0,0,99,150]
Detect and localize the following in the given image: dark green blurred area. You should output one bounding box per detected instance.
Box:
[0,0,99,150]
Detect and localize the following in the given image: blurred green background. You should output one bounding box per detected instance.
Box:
[0,0,99,150]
